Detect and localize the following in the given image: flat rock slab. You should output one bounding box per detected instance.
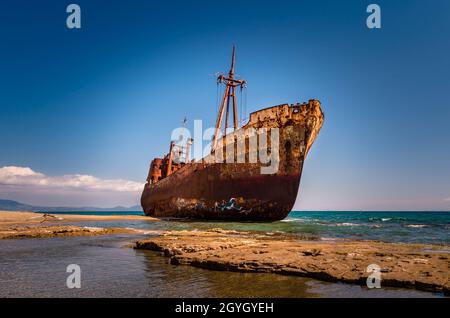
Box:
[0,210,157,239]
[135,229,450,295]
[0,211,155,228]
[0,225,137,239]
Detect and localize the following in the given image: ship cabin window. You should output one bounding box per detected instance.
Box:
[158,177,162,181]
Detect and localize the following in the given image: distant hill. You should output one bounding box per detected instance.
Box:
[0,199,142,212]
[0,199,35,211]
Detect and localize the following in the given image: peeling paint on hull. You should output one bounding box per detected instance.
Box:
[142,171,302,221]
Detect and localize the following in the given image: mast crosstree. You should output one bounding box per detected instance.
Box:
[212,46,246,152]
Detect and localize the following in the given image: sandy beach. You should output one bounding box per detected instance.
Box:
[0,210,157,239]
[0,211,155,226]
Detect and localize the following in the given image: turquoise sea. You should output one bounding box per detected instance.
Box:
[49,211,450,245]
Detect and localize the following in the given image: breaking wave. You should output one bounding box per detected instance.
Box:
[368,217,406,222]
[330,222,363,227]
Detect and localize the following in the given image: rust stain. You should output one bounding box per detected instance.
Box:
[141,100,324,221]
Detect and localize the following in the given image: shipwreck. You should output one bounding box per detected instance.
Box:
[141,47,324,221]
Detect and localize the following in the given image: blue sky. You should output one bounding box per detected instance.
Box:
[0,0,449,210]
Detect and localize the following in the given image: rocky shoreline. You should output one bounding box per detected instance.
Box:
[0,224,137,239]
[0,211,156,239]
[135,229,450,295]
[2,211,449,295]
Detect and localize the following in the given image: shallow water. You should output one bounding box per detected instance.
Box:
[0,235,443,298]
[51,211,450,245]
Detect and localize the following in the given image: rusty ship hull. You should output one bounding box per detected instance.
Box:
[141,100,324,221]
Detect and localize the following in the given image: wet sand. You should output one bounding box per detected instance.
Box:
[135,229,450,295]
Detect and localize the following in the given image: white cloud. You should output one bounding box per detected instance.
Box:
[444,197,450,202]
[0,166,143,192]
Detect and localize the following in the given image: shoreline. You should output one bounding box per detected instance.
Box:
[0,210,155,225]
[135,229,450,295]
[0,210,157,239]
[0,224,139,239]
[1,211,449,296]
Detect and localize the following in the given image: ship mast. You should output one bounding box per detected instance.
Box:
[212,46,246,152]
